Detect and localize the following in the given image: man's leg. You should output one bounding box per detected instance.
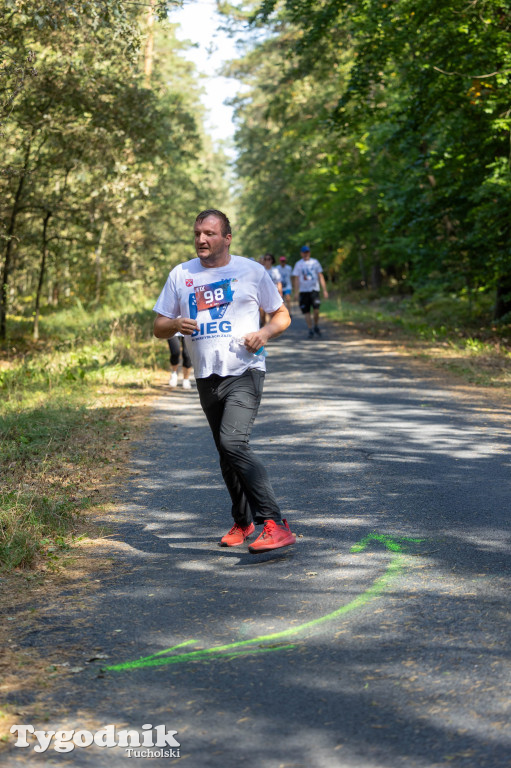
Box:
[312,292,322,335]
[197,372,295,552]
[299,292,314,337]
[196,374,257,527]
[180,338,193,389]
[168,338,180,387]
[313,308,321,335]
[217,370,282,525]
[197,371,281,526]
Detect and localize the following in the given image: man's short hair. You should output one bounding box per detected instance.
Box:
[195,209,232,237]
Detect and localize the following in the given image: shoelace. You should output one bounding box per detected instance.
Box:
[261,521,279,538]
[228,524,250,535]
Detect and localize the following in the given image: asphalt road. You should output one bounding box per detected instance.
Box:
[6,316,511,767]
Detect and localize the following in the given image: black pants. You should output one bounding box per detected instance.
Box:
[196,369,282,527]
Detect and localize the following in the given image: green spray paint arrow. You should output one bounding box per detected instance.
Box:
[104,533,421,672]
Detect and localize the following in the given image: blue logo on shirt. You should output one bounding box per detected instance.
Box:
[189,288,232,338]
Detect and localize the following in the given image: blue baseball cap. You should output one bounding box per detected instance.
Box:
[300,245,310,252]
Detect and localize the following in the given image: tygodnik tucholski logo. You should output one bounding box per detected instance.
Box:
[10,723,181,758]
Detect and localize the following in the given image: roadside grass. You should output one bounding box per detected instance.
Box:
[322,291,511,390]
[0,292,168,572]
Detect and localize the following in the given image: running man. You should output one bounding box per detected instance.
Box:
[153,209,296,553]
[292,245,329,338]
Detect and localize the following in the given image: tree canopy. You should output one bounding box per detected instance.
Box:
[1,0,510,341]
[0,0,230,340]
[227,0,511,318]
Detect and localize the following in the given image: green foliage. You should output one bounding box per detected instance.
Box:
[322,290,511,357]
[229,0,511,322]
[0,2,230,341]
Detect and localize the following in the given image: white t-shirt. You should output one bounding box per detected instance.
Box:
[278,264,293,292]
[266,266,282,287]
[292,258,323,292]
[153,254,283,378]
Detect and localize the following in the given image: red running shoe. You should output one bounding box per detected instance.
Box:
[248,519,296,553]
[220,522,255,547]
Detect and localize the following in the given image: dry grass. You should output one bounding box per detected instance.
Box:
[324,293,511,394]
[0,367,170,741]
[0,298,171,738]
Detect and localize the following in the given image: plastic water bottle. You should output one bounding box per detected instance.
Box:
[234,337,267,358]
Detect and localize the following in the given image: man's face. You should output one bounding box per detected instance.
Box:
[302,249,311,260]
[194,215,232,267]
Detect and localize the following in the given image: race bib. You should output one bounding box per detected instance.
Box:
[194,280,234,312]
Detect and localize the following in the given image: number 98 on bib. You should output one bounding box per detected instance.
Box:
[194,280,234,311]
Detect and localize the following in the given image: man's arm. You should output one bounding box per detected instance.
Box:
[292,275,299,300]
[153,314,198,339]
[319,272,329,300]
[243,304,291,354]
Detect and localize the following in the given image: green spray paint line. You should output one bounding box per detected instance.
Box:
[351,532,423,553]
[107,643,297,671]
[105,533,418,672]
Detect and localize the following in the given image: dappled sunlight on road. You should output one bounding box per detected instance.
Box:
[9,323,508,768]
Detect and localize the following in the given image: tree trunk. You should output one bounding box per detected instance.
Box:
[356,236,368,288]
[0,134,33,339]
[370,196,382,290]
[494,275,511,320]
[370,262,382,290]
[144,0,156,87]
[33,211,51,341]
[95,220,108,302]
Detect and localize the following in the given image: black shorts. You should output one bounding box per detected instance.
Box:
[299,291,321,314]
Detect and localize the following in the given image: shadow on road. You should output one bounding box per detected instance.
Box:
[7,319,511,768]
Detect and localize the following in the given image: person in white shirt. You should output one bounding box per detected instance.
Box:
[291,245,329,338]
[262,253,283,294]
[278,255,293,316]
[261,252,282,327]
[153,209,296,553]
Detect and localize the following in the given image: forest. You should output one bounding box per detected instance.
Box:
[0,0,510,571]
[229,0,511,321]
[1,0,510,345]
[0,0,230,343]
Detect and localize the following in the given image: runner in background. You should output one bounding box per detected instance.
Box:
[261,253,282,327]
[278,255,293,317]
[292,245,329,338]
